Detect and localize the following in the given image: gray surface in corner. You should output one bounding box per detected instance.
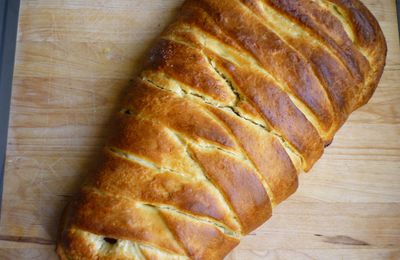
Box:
[397,0,400,39]
[0,0,21,213]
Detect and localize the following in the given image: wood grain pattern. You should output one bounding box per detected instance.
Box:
[2,0,399,259]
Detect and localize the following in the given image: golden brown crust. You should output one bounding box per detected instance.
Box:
[259,0,371,82]
[122,80,240,151]
[208,107,299,204]
[57,0,386,259]
[211,55,324,169]
[185,0,336,133]
[144,39,236,105]
[88,151,240,232]
[327,0,387,107]
[191,146,272,233]
[159,209,239,260]
[69,189,185,255]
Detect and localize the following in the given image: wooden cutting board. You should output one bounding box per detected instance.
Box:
[1,0,399,259]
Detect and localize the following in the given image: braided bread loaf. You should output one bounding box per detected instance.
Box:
[57,0,386,259]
